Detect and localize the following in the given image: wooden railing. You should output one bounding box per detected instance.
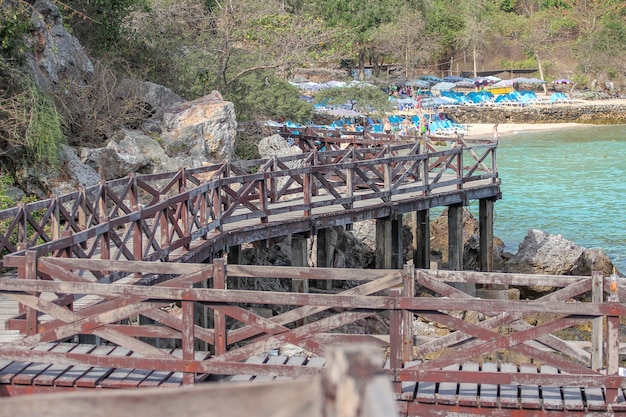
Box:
[0,256,625,411]
[0,140,498,267]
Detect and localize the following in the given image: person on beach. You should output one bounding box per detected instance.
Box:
[492,123,499,140]
[383,117,392,134]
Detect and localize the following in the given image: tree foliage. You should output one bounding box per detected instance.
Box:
[313,84,392,116]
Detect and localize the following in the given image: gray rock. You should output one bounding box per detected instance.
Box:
[161,91,236,163]
[24,0,94,91]
[504,229,617,276]
[258,134,303,159]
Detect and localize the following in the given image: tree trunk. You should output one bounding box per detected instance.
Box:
[473,44,478,77]
[536,52,548,95]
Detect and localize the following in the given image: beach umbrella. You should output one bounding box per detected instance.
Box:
[513,77,546,85]
[409,79,431,88]
[420,75,443,83]
[431,82,457,91]
[454,79,476,88]
[324,108,363,117]
[443,75,466,82]
[491,79,515,88]
[485,76,502,82]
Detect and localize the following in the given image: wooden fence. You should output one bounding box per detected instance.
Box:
[1,254,625,413]
[0,140,498,268]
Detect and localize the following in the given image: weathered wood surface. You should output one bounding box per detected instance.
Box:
[0,345,398,417]
[0,140,499,270]
[2,254,626,415]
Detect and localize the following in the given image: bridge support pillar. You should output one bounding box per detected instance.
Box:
[292,233,309,292]
[376,216,403,269]
[479,198,494,273]
[227,245,241,290]
[412,210,430,269]
[448,204,475,296]
[317,228,334,289]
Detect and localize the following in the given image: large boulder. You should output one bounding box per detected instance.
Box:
[23,0,94,91]
[504,229,616,276]
[161,91,237,163]
[258,134,303,159]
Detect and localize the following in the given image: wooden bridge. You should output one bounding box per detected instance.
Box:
[1,134,625,416]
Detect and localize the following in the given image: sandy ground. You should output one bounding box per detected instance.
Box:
[465,122,584,139]
[459,97,626,139]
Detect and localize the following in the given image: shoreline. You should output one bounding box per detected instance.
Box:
[464,122,585,139]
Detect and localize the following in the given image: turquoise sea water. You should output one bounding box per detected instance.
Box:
[480,124,626,272]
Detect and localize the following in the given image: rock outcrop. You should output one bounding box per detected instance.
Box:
[24,0,94,92]
[446,103,626,125]
[161,91,237,163]
[504,229,615,276]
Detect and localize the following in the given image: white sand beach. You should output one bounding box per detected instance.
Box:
[465,122,584,139]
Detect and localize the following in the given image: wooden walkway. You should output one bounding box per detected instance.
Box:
[6,138,623,416]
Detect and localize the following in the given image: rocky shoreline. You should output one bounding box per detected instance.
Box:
[445,101,626,125]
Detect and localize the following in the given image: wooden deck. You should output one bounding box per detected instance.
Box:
[0,342,210,396]
[6,138,623,416]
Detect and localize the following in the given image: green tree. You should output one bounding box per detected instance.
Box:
[313,84,391,116]
[226,71,313,122]
[62,0,147,55]
[372,6,437,80]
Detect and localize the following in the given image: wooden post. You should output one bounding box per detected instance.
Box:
[389,288,403,396]
[402,264,415,362]
[213,258,227,357]
[591,271,603,370]
[375,217,392,269]
[415,209,430,269]
[479,198,494,272]
[391,215,403,269]
[606,276,620,405]
[292,233,309,326]
[292,233,309,292]
[323,345,400,417]
[182,297,195,385]
[51,195,61,240]
[24,250,38,336]
[226,245,241,290]
[317,228,333,290]
[448,204,474,296]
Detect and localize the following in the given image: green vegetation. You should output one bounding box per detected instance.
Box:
[314,84,392,117]
[0,64,65,168]
[1,0,625,176]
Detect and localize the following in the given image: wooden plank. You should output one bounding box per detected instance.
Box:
[457,362,479,407]
[253,355,288,382]
[100,349,141,388]
[498,363,520,409]
[31,343,80,386]
[9,343,56,385]
[274,355,307,381]
[519,364,541,409]
[160,350,210,387]
[400,360,419,400]
[54,345,113,387]
[540,364,564,410]
[115,355,157,389]
[585,386,607,411]
[478,362,498,408]
[0,373,325,417]
[561,370,585,411]
[138,349,176,388]
[305,356,326,368]
[612,389,626,412]
[228,354,267,382]
[75,346,129,388]
[435,364,458,405]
